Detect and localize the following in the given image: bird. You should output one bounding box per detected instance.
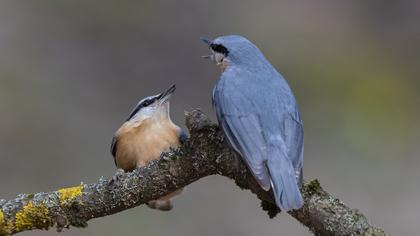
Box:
[201,35,304,211]
[110,84,187,211]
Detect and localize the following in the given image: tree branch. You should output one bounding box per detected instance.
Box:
[0,109,386,236]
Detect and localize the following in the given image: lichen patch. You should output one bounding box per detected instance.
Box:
[0,210,4,225]
[14,202,52,231]
[0,209,14,235]
[58,185,83,205]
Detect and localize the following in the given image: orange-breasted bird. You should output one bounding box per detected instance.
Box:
[110,84,186,211]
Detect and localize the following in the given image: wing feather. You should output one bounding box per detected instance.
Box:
[110,136,118,166]
[213,72,304,209]
[284,112,304,186]
[213,82,271,190]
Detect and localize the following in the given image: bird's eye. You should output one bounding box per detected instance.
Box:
[142,99,152,107]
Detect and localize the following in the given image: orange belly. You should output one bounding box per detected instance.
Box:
[114,119,180,171]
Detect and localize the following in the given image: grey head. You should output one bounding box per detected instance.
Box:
[201,35,270,71]
[125,84,176,122]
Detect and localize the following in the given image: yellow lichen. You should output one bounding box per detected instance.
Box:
[14,202,52,231]
[0,209,14,235]
[58,185,83,205]
[0,210,4,226]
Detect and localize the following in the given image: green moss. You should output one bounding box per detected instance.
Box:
[58,185,83,205]
[351,210,364,223]
[305,179,322,195]
[14,202,53,231]
[364,227,387,236]
[71,217,88,228]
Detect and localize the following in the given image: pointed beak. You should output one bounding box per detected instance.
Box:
[158,84,176,103]
[201,37,214,60]
[201,55,213,60]
[200,37,213,46]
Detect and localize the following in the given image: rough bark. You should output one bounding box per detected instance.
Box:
[0,109,386,236]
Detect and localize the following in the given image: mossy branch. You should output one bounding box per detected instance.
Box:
[0,109,386,236]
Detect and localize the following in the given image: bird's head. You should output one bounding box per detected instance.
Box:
[201,35,267,71]
[125,84,176,123]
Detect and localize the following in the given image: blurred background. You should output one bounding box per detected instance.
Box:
[0,1,419,235]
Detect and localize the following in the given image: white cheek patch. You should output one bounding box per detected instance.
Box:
[129,107,154,123]
[214,53,225,64]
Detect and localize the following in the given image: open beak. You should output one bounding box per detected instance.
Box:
[158,84,176,103]
[201,37,214,60]
[200,37,213,46]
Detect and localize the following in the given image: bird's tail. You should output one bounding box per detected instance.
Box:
[267,148,303,211]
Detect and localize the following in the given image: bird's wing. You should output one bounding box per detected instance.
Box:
[283,111,304,186]
[266,112,304,209]
[110,136,118,166]
[213,72,305,209]
[213,82,271,191]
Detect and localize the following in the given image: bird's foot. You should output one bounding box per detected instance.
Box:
[147,200,173,211]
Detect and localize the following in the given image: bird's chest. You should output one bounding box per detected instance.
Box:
[116,121,180,169]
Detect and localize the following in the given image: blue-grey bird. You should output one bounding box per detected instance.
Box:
[202,35,304,210]
[111,84,187,211]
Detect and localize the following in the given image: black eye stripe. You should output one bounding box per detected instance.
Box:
[210,43,229,56]
[143,98,154,106]
[125,97,158,121]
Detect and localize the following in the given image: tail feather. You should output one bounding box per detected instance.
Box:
[267,150,303,211]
